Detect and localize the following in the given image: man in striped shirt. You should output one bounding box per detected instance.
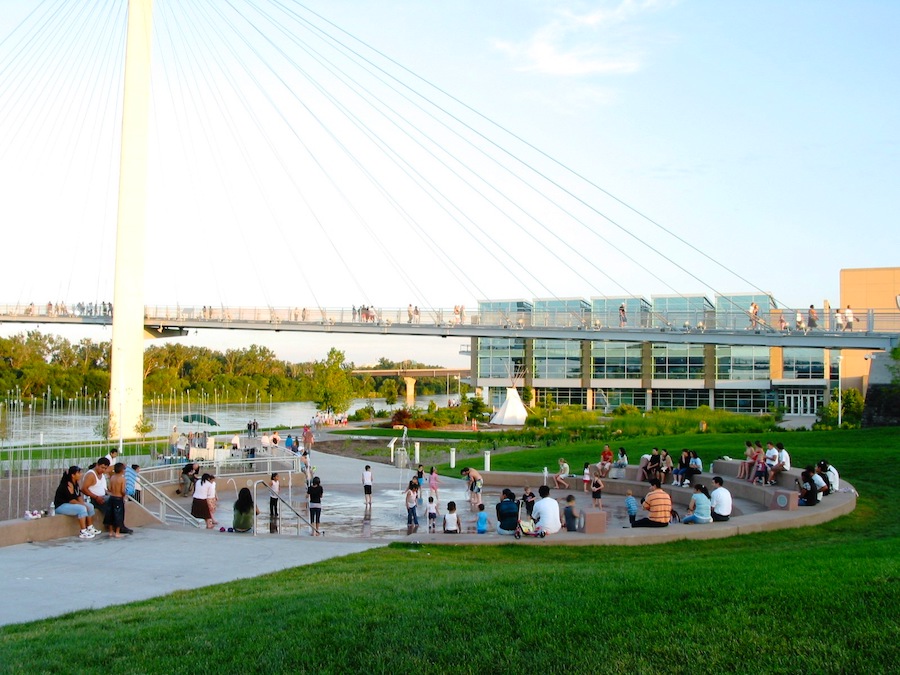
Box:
[632,479,672,528]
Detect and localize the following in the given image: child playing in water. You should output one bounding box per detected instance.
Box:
[591,471,605,509]
[443,501,460,533]
[521,486,536,517]
[582,463,591,493]
[624,489,638,526]
[476,503,490,534]
[427,496,438,532]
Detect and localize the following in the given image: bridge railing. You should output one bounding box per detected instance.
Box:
[4,303,899,335]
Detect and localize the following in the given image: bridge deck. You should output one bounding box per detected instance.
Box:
[2,304,897,349]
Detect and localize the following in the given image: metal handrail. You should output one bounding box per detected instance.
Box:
[253,480,315,536]
[138,480,201,528]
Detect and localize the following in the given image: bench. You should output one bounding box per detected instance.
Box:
[0,505,160,548]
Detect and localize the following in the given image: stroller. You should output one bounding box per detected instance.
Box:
[514,500,546,539]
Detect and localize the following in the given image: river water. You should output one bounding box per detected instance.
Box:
[2,394,459,446]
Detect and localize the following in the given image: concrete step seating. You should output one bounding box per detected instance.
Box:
[0,504,160,547]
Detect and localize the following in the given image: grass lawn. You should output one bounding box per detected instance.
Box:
[1,429,898,673]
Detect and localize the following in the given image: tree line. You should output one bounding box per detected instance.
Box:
[0,331,450,411]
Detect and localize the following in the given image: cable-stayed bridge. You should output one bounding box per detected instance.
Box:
[2,303,896,351]
[2,2,898,435]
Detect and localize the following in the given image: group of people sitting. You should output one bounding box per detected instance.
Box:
[53,454,140,539]
[737,440,792,486]
[630,476,734,527]
[636,448,704,487]
[797,460,840,506]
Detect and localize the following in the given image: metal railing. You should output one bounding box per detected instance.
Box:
[3,302,898,334]
[253,479,315,537]
[132,479,201,528]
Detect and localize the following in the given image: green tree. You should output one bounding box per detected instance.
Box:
[134,414,156,457]
[381,379,399,407]
[310,348,354,413]
[842,388,865,426]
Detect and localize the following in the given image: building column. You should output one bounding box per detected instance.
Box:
[403,377,417,408]
[641,342,652,411]
[581,339,592,411]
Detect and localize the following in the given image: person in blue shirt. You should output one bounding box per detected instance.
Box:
[682,484,713,524]
[624,489,639,526]
[475,504,490,534]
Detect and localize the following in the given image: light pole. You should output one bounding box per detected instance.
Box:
[837,355,843,427]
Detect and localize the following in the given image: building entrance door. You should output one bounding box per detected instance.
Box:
[783,391,819,416]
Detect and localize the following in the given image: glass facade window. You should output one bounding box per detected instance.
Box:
[782,348,826,379]
[537,388,587,407]
[591,297,652,328]
[532,299,590,328]
[477,338,526,379]
[597,389,646,410]
[591,342,643,379]
[716,346,770,380]
[715,293,777,331]
[533,339,582,379]
[477,300,532,328]
[652,345,705,379]
[653,389,709,410]
[714,389,776,413]
[651,295,714,329]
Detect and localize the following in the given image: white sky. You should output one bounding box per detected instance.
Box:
[1,0,898,366]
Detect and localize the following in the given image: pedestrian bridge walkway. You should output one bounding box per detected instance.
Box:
[2,302,897,350]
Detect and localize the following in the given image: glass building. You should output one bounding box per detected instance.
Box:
[591,297,652,328]
[715,293,777,330]
[472,291,835,417]
[532,298,591,328]
[651,295,715,329]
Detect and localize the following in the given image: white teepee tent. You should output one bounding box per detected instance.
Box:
[490,387,528,426]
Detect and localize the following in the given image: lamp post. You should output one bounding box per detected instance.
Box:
[837,355,843,428]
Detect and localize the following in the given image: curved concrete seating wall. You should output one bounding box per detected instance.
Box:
[0,506,160,548]
[479,461,857,542]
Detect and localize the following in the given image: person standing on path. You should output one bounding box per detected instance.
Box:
[405,480,419,527]
[428,466,440,504]
[307,476,324,535]
[269,473,280,520]
[362,465,373,506]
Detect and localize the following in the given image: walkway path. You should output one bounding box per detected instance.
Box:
[0,434,460,627]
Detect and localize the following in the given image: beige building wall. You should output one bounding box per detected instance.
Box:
[840,267,900,393]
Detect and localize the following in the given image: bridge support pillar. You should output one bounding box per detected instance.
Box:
[109,0,153,441]
[403,377,417,408]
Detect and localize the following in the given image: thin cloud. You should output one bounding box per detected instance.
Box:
[495,0,676,77]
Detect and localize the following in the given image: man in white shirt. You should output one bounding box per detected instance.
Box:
[710,476,733,522]
[531,485,562,535]
[769,443,791,485]
[818,460,840,491]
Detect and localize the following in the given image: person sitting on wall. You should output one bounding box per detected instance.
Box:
[632,480,671,528]
[710,477,733,522]
[495,489,519,536]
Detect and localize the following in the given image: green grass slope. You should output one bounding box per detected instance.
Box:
[1,429,898,674]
